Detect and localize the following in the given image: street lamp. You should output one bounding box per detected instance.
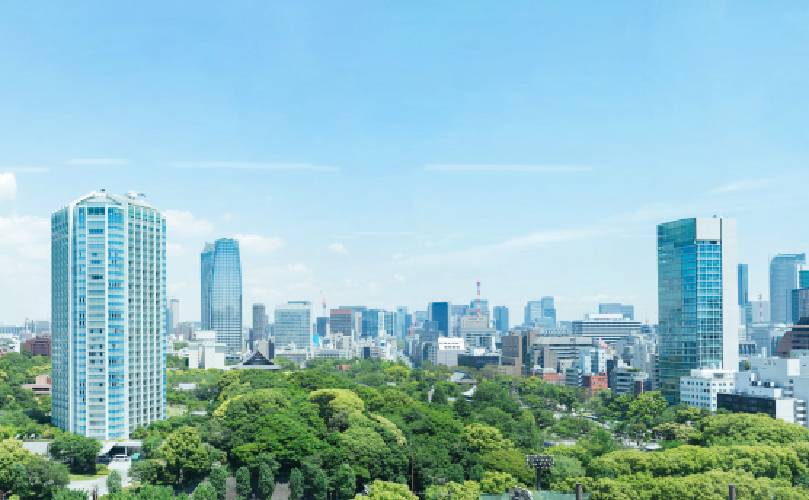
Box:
[525,455,554,491]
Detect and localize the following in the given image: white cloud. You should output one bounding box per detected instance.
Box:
[708,179,772,195]
[328,242,348,254]
[2,166,49,173]
[66,158,130,166]
[168,161,339,173]
[0,172,17,201]
[392,273,407,283]
[424,164,591,173]
[164,209,215,238]
[235,233,285,253]
[0,215,50,321]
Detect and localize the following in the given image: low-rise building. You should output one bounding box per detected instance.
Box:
[679,368,736,411]
[437,337,465,367]
[186,330,227,370]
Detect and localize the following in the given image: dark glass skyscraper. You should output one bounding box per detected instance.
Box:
[201,239,243,355]
[428,301,450,337]
[657,217,738,403]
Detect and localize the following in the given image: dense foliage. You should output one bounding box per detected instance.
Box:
[2,353,809,499]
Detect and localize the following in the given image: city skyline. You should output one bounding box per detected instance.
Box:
[2,2,809,324]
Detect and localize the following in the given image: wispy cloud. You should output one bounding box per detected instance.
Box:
[1,166,50,173]
[168,161,339,172]
[403,228,601,266]
[66,158,130,166]
[328,242,348,255]
[0,172,17,201]
[708,178,772,195]
[424,164,591,173]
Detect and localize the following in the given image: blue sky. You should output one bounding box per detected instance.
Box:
[0,1,808,324]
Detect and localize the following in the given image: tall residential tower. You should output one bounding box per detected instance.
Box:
[52,191,166,439]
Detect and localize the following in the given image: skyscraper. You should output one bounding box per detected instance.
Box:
[201,239,243,355]
[541,296,557,328]
[250,303,268,350]
[657,217,739,403]
[525,298,556,328]
[428,301,450,337]
[167,298,180,336]
[52,191,166,439]
[493,306,509,333]
[394,306,411,339]
[737,264,752,337]
[769,254,806,324]
[274,301,312,350]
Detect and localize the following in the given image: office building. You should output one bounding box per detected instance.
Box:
[720,356,809,427]
[776,320,809,357]
[52,191,166,439]
[23,335,51,357]
[769,253,806,324]
[274,301,312,351]
[394,306,411,339]
[470,298,490,319]
[201,239,243,355]
[493,306,509,333]
[598,303,635,320]
[657,217,739,403]
[436,337,465,367]
[361,309,385,337]
[524,297,556,328]
[460,315,496,352]
[792,289,809,324]
[679,368,736,412]
[185,330,227,370]
[250,303,268,350]
[571,314,643,345]
[167,298,180,336]
[428,302,451,337]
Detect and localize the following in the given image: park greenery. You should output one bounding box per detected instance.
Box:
[1,352,809,499]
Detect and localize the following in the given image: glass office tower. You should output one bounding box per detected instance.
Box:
[52,191,166,439]
[201,239,243,356]
[493,306,509,333]
[657,217,738,403]
[769,253,806,325]
[274,301,312,350]
[428,301,451,337]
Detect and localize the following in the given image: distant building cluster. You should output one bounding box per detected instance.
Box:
[2,195,808,440]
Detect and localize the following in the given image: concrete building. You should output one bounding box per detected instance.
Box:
[185,330,227,370]
[657,217,739,403]
[610,366,649,396]
[679,368,736,411]
[460,315,496,352]
[720,356,809,427]
[51,191,166,439]
[571,313,643,345]
[436,337,465,367]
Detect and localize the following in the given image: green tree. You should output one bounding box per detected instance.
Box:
[192,481,218,500]
[209,465,228,500]
[425,481,480,500]
[236,466,252,500]
[159,426,213,487]
[53,490,88,500]
[358,480,418,500]
[12,457,70,500]
[257,462,275,500]
[303,462,327,500]
[335,464,356,500]
[49,432,102,474]
[480,471,518,494]
[289,468,304,500]
[107,470,123,494]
